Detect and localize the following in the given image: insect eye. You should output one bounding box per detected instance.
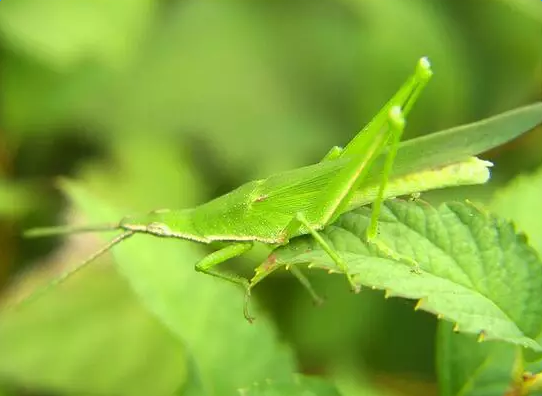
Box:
[146,222,172,236]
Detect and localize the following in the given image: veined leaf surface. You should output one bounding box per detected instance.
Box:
[256,200,542,351]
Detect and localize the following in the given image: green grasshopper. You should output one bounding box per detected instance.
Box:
[25,58,432,320]
[27,57,540,321]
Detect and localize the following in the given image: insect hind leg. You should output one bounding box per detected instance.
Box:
[289,265,325,306]
[291,212,360,293]
[366,106,405,240]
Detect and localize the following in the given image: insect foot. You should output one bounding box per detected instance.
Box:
[351,282,361,294]
[312,295,326,307]
[243,283,256,323]
[368,236,420,273]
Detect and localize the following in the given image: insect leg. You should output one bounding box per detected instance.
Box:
[194,242,255,321]
[366,106,405,240]
[289,265,325,306]
[292,212,360,293]
[364,109,422,273]
[321,58,433,225]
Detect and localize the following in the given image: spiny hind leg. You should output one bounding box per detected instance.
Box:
[194,242,255,321]
[289,265,325,306]
[286,213,360,293]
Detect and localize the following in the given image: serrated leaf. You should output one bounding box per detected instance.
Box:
[490,165,542,377]
[257,200,542,351]
[237,375,341,396]
[60,181,296,395]
[437,322,519,396]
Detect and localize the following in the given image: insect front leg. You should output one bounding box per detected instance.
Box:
[194,242,255,321]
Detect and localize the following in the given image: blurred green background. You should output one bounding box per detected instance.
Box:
[0,0,540,395]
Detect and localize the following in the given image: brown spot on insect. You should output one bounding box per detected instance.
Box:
[260,254,278,272]
[254,194,269,203]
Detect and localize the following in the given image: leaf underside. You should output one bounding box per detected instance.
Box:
[256,200,542,351]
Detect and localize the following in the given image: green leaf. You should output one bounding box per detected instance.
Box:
[237,375,341,396]
[363,102,542,189]
[437,322,519,396]
[435,158,542,396]
[490,165,542,379]
[257,200,542,351]
[0,263,187,396]
[349,103,542,209]
[60,180,296,395]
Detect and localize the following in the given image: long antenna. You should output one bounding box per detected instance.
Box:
[24,223,121,238]
[8,231,135,310]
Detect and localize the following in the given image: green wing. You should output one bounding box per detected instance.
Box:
[366,102,542,184]
[191,102,542,242]
[191,160,347,242]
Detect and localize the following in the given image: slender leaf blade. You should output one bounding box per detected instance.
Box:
[363,102,542,185]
